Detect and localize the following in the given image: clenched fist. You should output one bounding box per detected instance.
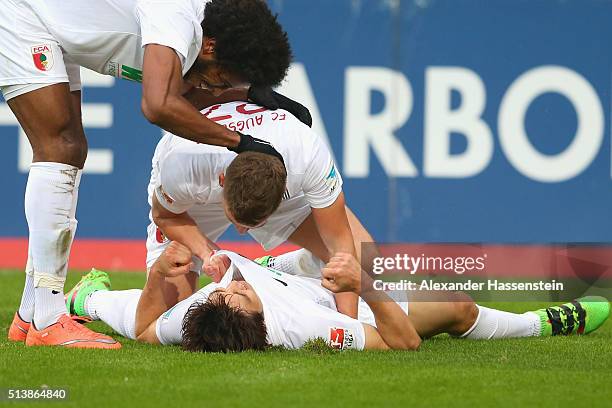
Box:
[154,241,194,277]
[321,253,362,294]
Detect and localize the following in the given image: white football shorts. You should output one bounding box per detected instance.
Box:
[0,0,81,100]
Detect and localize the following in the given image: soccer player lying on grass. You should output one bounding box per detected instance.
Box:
[146,96,373,317]
[65,242,610,351]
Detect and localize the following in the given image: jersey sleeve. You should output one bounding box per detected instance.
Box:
[154,154,200,214]
[155,294,194,345]
[302,138,343,209]
[135,0,200,65]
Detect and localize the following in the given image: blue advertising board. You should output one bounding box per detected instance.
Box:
[0,0,610,244]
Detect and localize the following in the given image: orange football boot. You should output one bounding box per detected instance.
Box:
[25,315,121,349]
[8,312,30,342]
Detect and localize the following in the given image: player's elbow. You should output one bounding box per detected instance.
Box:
[141,96,170,126]
[408,336,421,350]
[401,335,421,351]
[135,323,160,345]
[135,331,156,345]
[135,327,145,341]
[391,335,421,351]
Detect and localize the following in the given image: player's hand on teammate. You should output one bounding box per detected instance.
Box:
[202,253,231,283]
[248,86,313,127]
[228,132,285,166]
[321,253,362,294]
[155,242,194,277]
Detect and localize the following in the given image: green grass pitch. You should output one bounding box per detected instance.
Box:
[1,269,611,408]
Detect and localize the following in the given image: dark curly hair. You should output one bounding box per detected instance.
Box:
[202,0,292,87]
[181,293,268,353]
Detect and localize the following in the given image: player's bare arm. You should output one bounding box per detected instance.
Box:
[151,194,220,279]
[135,242,194,344]
[322,253,421,350]
[311,193,360,318]
[142,44,240,148]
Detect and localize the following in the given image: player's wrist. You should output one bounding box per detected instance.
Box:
[227,132,285,165]
[227,129,241,149]
[228,132,250,152]
[359,273,376,297]
[194,242,213,258]
[149,261,170,279]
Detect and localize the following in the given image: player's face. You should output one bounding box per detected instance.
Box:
[213,281,263,314]
[185,60,248,97]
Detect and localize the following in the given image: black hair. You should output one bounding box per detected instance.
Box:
[202,0,292,87]
[181,293,268,353]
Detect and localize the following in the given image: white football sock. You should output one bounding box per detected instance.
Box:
[268,249,324,278]
[33,287,68,329]
[17,256,35,323]
[462,305,541,339]
[26,162,81,328]
[85,290,142,340]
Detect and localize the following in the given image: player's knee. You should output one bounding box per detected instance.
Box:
[61,124,87,159]
[449,295,478,335]
[33,126,88,167]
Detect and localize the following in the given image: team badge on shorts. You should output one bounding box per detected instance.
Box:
[31,44,54,72]
[329,327,354,350]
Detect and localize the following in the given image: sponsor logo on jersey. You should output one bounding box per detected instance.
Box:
[157,185,174,204]
[325,162,340,195]
[107,61,119,77]
[31,45,54,72]
[282,189,291,200]
[272,277,288,287]
[329,327,354,350]
[155,227,169,244]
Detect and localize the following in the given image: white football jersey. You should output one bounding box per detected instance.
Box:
[148,101,343,215]
[156,251,366,350]
[23,0,207,78]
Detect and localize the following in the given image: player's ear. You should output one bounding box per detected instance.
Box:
[218,173,225,187]
[202,37,216,56]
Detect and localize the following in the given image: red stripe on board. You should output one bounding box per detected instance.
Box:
[0,238,299,271]
[2,239,610,280]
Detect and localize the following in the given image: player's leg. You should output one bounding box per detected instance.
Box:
[5,84,117,348]
[65,269,141,340]
[7,87,83,340]
[9,83,86,329]
[406,291,609,339]
[406,290,544,339]
[402,291,480,338]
